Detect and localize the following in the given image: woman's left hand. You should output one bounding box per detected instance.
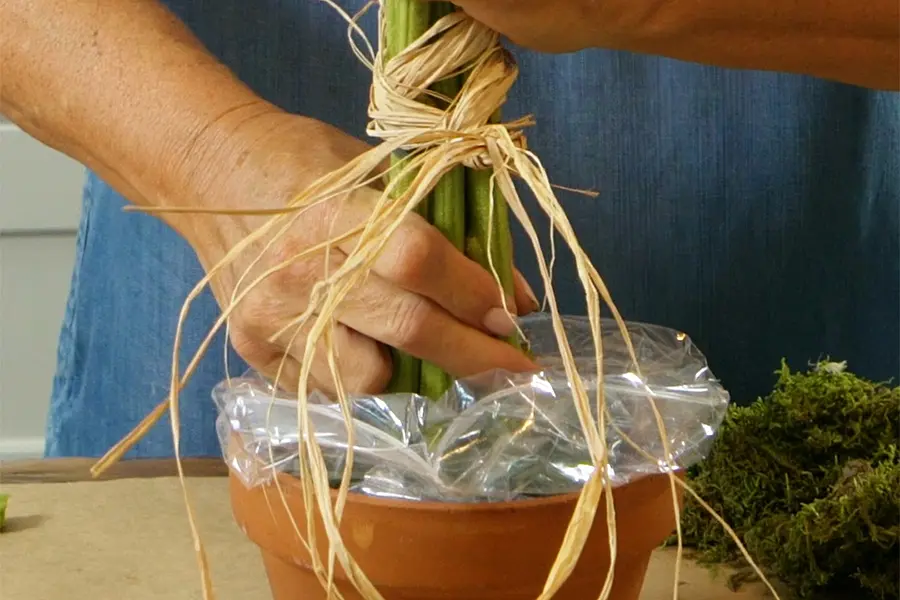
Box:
[427,0,608,53]
[429,0,900,90]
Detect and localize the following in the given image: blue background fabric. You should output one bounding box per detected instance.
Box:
[46,0,900,458]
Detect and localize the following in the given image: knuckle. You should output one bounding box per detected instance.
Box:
[346,346,392,394]
[227,326,254,355]
[227,324,270,368]
[268,241,316,293]
[386,295,432,350]
[232,293,274,336]
[386,226,436,289]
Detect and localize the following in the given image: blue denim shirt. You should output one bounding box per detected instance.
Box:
[46,0,900,458]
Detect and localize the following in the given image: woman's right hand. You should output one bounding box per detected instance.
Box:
[175,109,539,394]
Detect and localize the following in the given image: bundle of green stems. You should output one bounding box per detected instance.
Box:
[384,0,518,399]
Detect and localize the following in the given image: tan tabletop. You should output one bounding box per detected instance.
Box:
[0,459,769,600]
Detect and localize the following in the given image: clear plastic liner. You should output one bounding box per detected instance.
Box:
[215,314,730,502]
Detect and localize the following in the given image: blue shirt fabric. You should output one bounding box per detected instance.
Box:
[46,0,900,458]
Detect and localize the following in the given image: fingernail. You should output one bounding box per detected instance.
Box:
[483,307,516,338]
[515,271,540,311]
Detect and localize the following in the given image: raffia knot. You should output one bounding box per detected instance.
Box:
[367,12,533,163]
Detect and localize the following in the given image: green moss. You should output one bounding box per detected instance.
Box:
[0,493,8,531]
[675,360,899,600]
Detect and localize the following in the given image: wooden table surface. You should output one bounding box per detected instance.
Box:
[0,458,771,600]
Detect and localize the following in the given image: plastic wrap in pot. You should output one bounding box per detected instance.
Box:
[215,314,729,502]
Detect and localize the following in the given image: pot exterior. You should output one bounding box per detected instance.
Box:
[230,472,680,600]
[260,549,652,600]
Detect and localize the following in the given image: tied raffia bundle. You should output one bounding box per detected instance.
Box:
[93,3,777,599]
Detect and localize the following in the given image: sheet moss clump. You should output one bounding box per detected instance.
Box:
[676,360,899,600]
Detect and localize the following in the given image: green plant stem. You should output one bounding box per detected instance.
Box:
[418,2,466,400]
[387,1,520,397]
[466,109,520,350]
[384,0,432,394]
[385,0,431,221]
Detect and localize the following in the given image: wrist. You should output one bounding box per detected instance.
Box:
[166,109,327,276]
[158,102,290,242]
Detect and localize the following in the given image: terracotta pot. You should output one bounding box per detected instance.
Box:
[229,467,682,600]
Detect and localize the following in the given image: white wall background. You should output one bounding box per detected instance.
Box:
[0,116,86,459]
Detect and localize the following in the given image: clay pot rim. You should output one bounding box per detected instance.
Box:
[230,431,681,513]
[269,469,678,513]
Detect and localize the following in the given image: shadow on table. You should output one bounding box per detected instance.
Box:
[3,513,47,533]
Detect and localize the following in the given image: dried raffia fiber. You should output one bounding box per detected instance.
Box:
[91,3,780,600]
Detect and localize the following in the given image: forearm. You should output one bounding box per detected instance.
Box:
[596,0,900,90]
[0,0,283,235]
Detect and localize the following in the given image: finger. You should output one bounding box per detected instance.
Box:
[336,271,538,378]
[325,191,518,337]
[260,235,535,378]
[258,353,322,395]
[297,188,521,339]
[235,304,391,395]
[278,319,392,396]
[372,218,521,336]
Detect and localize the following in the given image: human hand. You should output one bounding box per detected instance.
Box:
[427,0,609,53]
[430,0,900,91]
[177,109,539,394]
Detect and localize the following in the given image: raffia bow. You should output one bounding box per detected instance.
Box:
[368,11,532,169]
